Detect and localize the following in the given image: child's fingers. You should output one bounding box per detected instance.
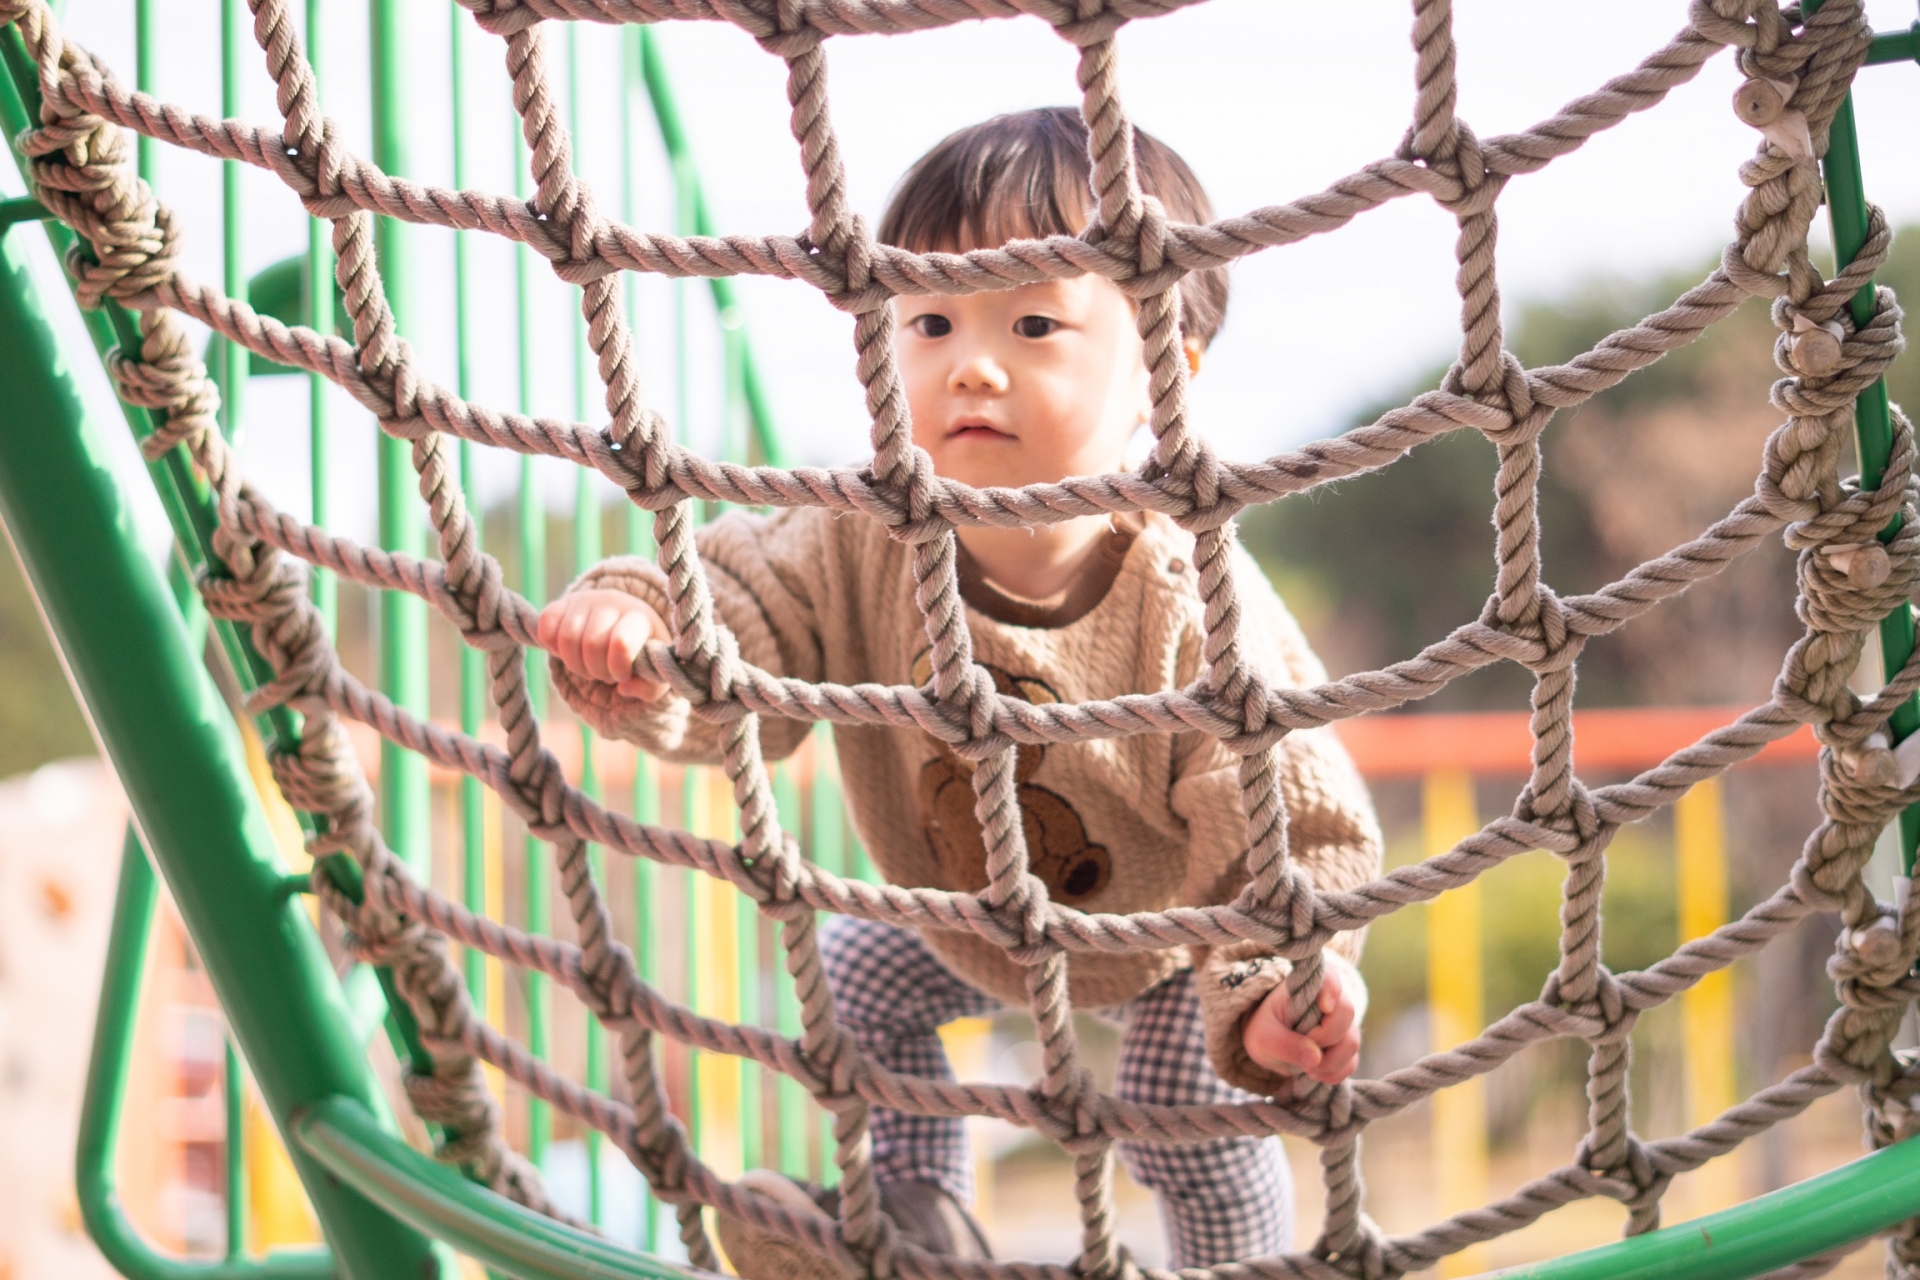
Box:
[549,597,593,672]
[1307,998,1354,1048]
[1316,963,1344,1014]
[579,604,627,683]
[609,610,657,675]
[615,675,670,701]
[1243,1000,1322,1075]
[1305,1033,1361,1085]
[609,610,667,701]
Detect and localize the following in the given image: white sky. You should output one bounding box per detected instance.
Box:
[36,0,1920,555]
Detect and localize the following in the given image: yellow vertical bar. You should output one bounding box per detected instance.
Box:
[938,1018,994,1224]
[246,1092,318,1247]
[1425,767,1487,1277]
[693,770,743,1176]
[1677,777,1738,1216]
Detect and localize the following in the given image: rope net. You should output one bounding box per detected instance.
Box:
[11,0,1920,1274]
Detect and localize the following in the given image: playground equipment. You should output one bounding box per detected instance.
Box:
[11,0,1920,1277]
[1334,708,1824,1275]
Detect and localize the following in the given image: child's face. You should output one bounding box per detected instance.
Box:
[894,275,1149,492]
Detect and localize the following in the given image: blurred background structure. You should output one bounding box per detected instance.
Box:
[12,2,1920,1278]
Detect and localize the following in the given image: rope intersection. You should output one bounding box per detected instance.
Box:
[9,0,1920,1274]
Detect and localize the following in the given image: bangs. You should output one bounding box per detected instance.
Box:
[878,107,1229,347]
[882,109,1095,254]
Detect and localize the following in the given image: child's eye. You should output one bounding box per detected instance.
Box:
[909,313,952,338]
[1014,315,1059,339]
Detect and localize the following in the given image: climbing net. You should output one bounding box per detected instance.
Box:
[12,0,1920,1274]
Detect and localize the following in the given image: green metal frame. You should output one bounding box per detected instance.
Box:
[1822,1,1920,871]
[0,206,444,1276]
[79,831,334,1280]
[292,1099,695,1280]
[1482,1137,1920,1279]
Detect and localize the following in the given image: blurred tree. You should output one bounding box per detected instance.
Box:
[1279,233,1920,1150]
[1241,247,1840,711]
[0,539,94,776]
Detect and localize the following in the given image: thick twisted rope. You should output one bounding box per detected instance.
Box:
[11,0,1920,1274]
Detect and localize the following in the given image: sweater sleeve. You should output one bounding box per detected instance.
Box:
[1175,546,1384,1096]
[546,507,828,767]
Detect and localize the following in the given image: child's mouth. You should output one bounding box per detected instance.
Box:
[949,422,1013,442]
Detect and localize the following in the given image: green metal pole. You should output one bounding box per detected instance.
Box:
[225,1038,248,1261]
[79,833,335,1280]
[1867,25,1920,66]
[0,220,441,1279]
[450,0,488,1026]
[512,109,553,1168]
[370,0,430,883]
[521,463,549,1180]
[650,39,706,1170]
[563,23,609,1224]
[772,765,807,1180]
[221,0,247,446]
[808,724,843,1186]
[633,754,660,1250]
[134,0,155,185]
[620,22,662,1248]
[683,766,702,1166]
[1815,50,1920,871]
[737,878,762,1175]
[220,2,252,1249]
[306,0,334,637]
[636,29,786,470]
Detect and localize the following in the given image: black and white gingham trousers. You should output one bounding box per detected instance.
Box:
[819,914,1293,1266]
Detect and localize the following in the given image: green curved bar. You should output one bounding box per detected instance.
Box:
[1482,1138,1920,1279]
[291,1098,703,1280]
[80,833,335,1280]
[299,1081,1920,1280]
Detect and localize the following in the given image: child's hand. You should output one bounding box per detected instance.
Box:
[536,590,672,703]
[1242,961,1361,1086]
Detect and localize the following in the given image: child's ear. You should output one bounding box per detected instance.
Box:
[1184,337,1204,378]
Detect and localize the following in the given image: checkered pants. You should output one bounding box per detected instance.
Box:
[819,915,1293,1267]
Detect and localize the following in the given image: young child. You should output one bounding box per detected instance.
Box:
[539,108,1382,1271]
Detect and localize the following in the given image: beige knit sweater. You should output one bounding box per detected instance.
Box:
[552,506,1383,1095]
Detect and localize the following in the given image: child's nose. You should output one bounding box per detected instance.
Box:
[948,352,1009,394]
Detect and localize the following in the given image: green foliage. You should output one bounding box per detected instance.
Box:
[1237,256,1788,708]
[1360,822,1677,1034]
[0,538,94,775]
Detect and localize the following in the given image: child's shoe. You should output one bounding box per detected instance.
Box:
[714,1171,993,1280]
[715,1169,843,1280]
[873,1180,992,1259]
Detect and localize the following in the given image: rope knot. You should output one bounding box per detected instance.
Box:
[801,219,892,314]
[1400,119,1502,217]
[1541,966,1635,1042]
[1050,1,1127,50]
[1865,1051,1920,1148]
[1831,909,1920,1007]
[744,0,821,60]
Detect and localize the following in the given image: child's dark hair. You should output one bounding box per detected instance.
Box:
[878,107,1229,350]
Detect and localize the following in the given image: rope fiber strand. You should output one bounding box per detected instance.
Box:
[9,0,1920,1275]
